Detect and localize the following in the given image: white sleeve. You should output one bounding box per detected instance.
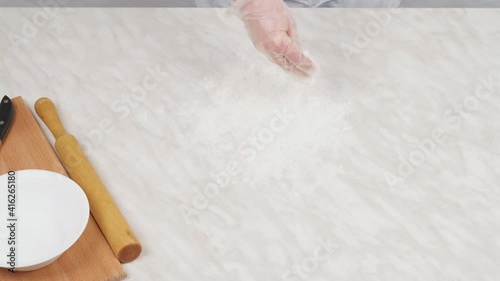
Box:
[194,0,232,7]
[319,0,401,7]
[193,0,401,7]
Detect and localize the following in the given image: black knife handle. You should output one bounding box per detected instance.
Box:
[0,95,14,142]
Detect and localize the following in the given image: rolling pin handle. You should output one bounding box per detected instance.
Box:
[35,97,67,139]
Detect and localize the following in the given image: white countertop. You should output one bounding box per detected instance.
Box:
[1,8,500,281]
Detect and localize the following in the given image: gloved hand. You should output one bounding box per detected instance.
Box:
[231,0,316,77]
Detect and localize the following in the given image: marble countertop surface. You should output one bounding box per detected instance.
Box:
[1,8,500,281]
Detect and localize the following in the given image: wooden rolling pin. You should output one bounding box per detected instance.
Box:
[35,97,142,263]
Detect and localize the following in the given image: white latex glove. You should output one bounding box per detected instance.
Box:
[232,0,316,77]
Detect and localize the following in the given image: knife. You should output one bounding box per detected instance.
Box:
[0,95,14,147]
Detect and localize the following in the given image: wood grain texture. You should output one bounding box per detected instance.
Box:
[0,97,126,281]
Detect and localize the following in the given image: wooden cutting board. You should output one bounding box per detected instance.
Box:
[0,97,126,281]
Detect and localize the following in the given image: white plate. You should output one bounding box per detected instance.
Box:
[0,169,89,271]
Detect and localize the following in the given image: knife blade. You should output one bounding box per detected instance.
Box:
[0,95,14,147]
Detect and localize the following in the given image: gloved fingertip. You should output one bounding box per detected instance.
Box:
[298,51,319,77]
[291,63,319,79]
[269,48,319,78]
[285,49,318,78]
